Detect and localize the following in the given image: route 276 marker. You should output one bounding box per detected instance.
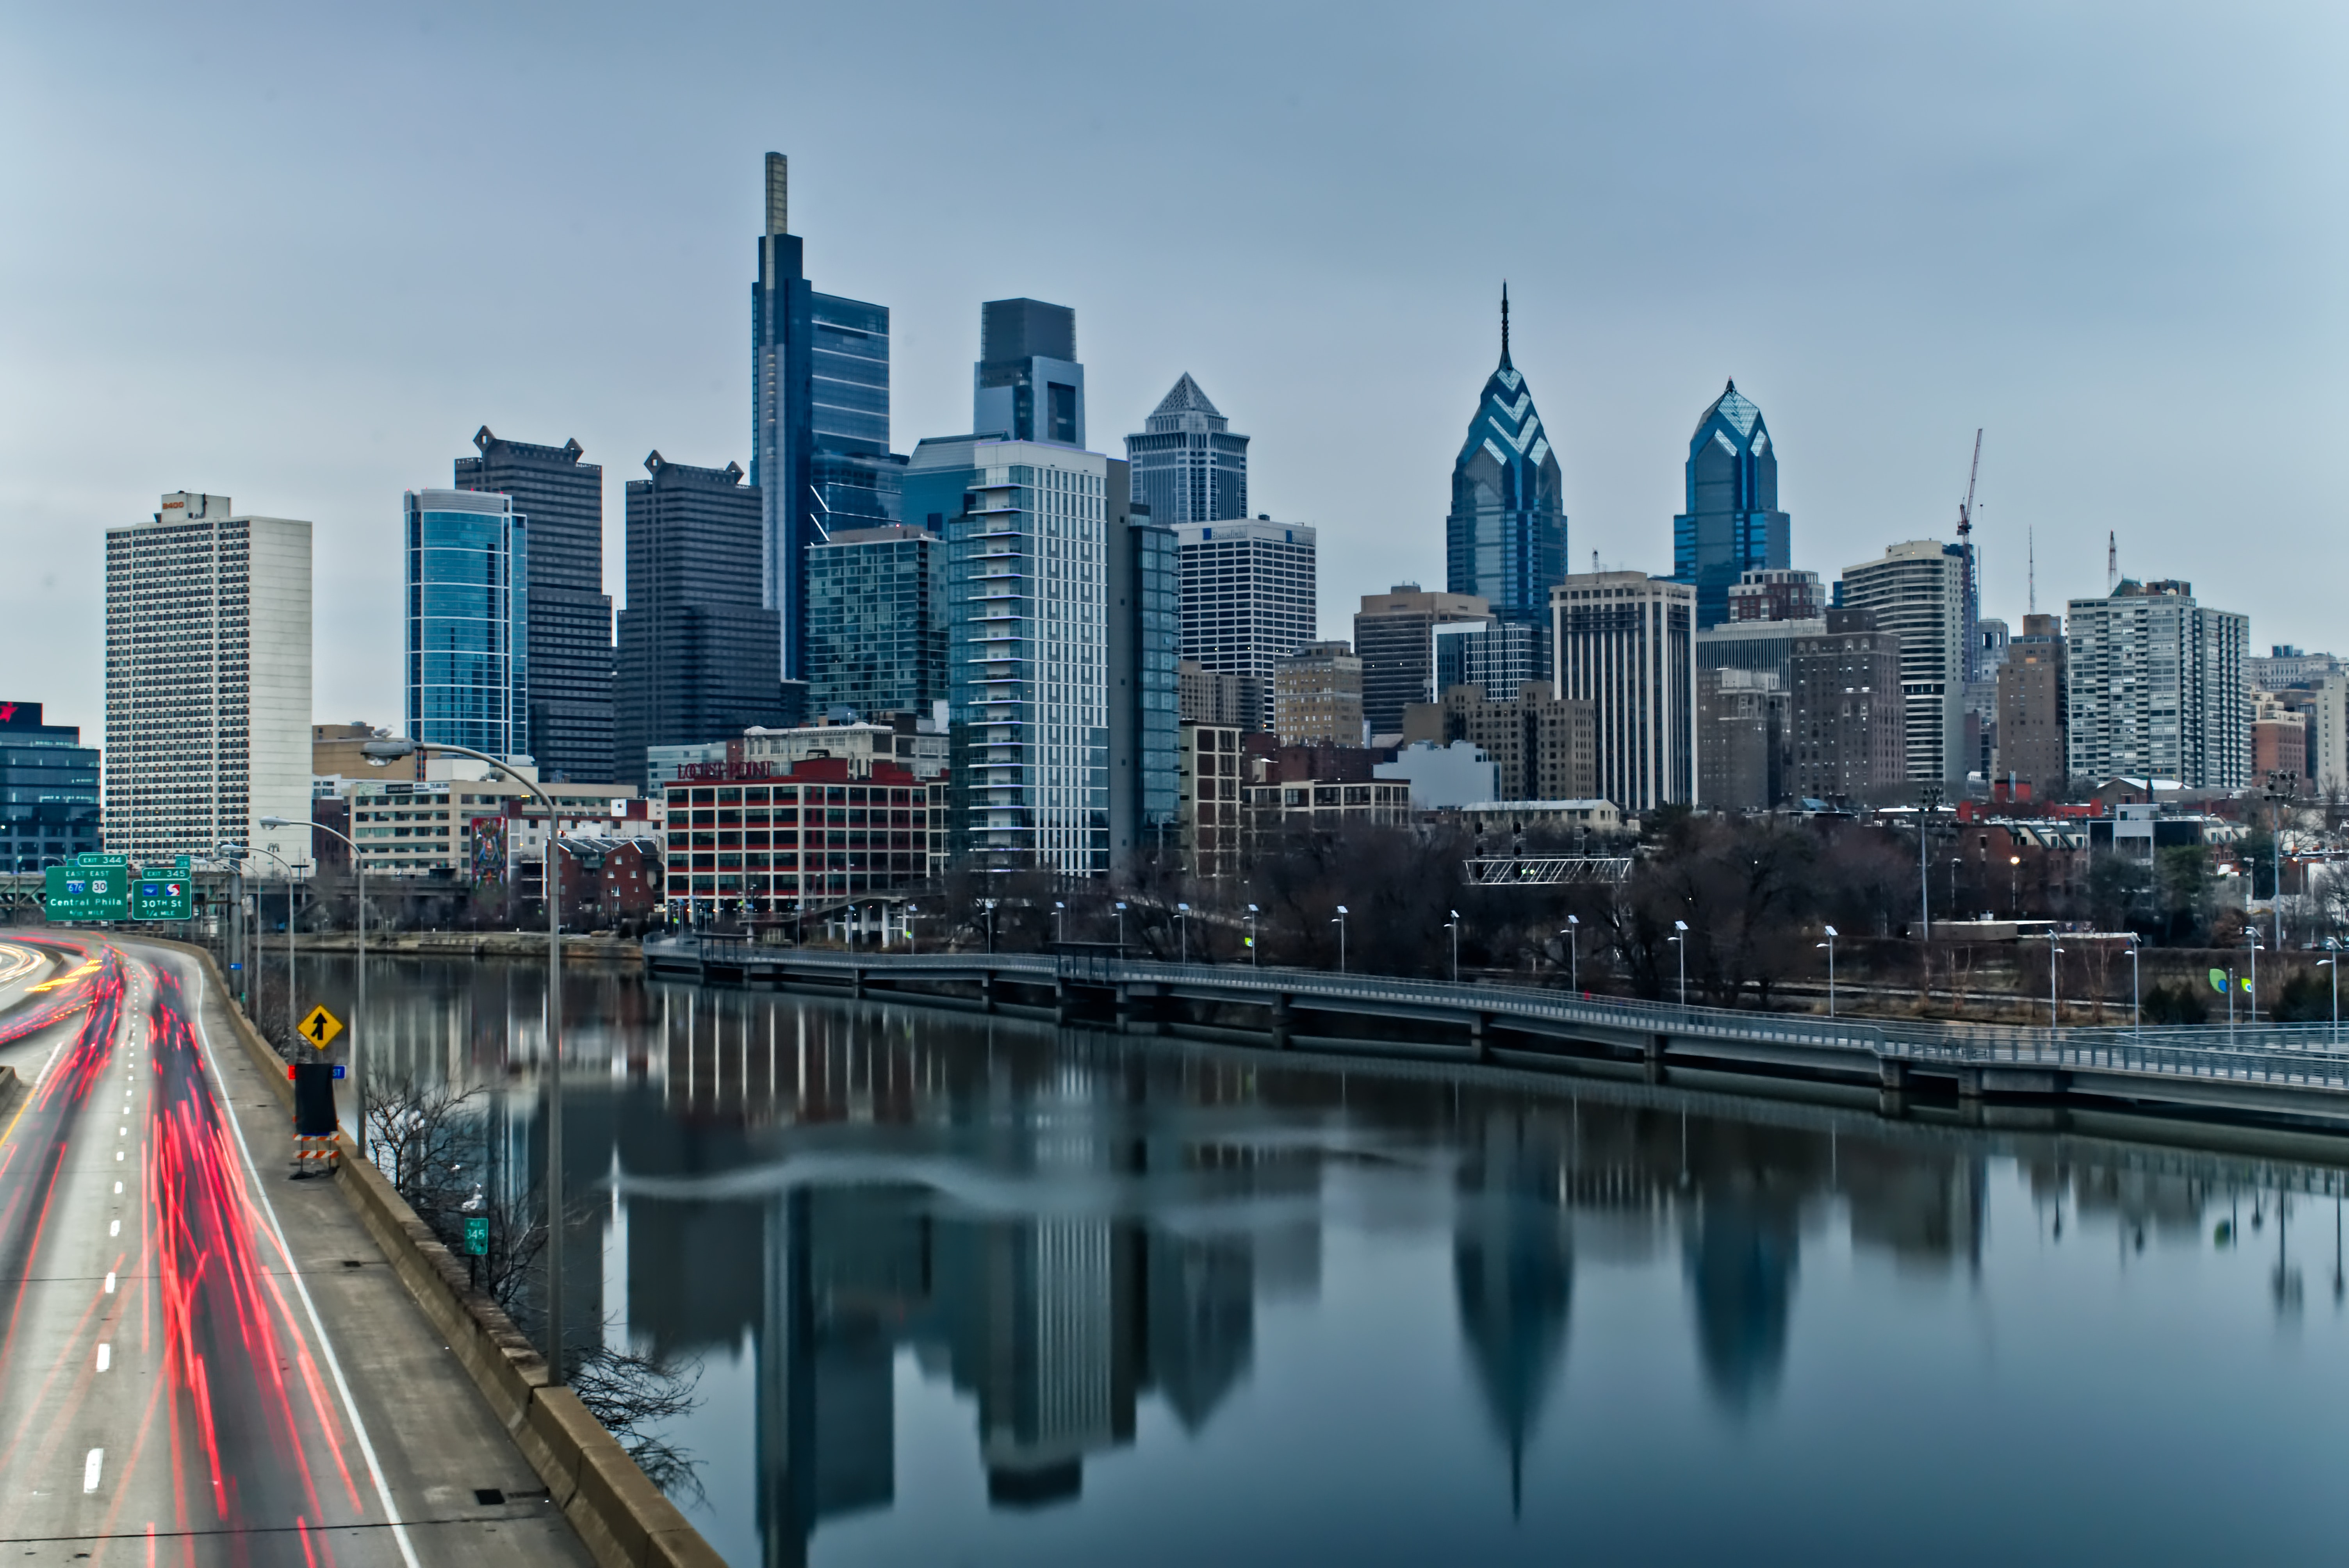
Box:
[298,1005,343,1049]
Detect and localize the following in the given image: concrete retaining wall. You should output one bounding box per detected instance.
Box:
[160,939,722,1568]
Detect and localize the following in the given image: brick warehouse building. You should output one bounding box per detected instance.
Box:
[662,754,942,922]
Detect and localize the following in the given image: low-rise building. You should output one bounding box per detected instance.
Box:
[2252,693,2308,786]
[1455,799,1624,843]
[1374,740,1498,810]
[512,834,665,927]
[1404,682,1596,804]
[346,770,642,877]
[661,756,941,922]
[0,702,102,872]
[1243,777,1411,851]
[1178,723,1244,880]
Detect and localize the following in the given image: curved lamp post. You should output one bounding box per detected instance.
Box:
[1670,919,1690,1007]
[273,815,365,1158]
[1817,924,1839,1017]
[361,735,570,1386]
[1332,905,1348,974]
[1446,909,1460,983]
[231,841,304,1043]
[1563,914,1579,993]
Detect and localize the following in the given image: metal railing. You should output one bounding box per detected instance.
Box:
[646,937,2349,1091]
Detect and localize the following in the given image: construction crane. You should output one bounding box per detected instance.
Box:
[1956,430,1983,681]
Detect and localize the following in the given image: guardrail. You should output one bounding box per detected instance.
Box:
[647,936,2349,1087]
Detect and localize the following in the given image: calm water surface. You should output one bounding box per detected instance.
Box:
[304,956,2349,1566]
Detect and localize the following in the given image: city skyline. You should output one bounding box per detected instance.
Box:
[3,4,2342,733]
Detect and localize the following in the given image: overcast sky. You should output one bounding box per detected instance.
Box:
[3,1,2341,734]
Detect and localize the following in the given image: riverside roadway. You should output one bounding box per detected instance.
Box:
[0,934,592,1566]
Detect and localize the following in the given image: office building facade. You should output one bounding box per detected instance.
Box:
[1837,540,1968,788]
[1726,567,1821,624]
[1673,382,1791,629]
[1996,613,2066,798]
[1177,661,1264,730]
[752,151,896,682]
[0,703,100,871]
[909,434,1110,875]
[1173,519,1315,731]
[1698,668,1785,811]
[1126,373,1248,525]
[1549,573,1697,813]
[1423,682,1596,804]
[1354,584,1491,736]
[662,755,939,920]
[1446,296,1566,648]
[615,453,793,790]
[1107,463,1179,870]
[974,298,1084,447]
[1788,608,1905,804]
[1432,617,1544,705]
[804,525,944,721]
[1178,723,1244,880]
[404,489,528,761]
[453,428,613,781]
[1273,643,1363,747]
[105,493,312,873]
[2064,580,2249,791]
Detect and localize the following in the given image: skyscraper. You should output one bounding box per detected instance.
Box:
[1107,465,1178,870]
[2065,579,2249,791]
[1126,374,1248,524]
[1550,573,1696,811]
[974,299,1084,446]
[1838,541,1968,788]
[105,492,312,872]
[1173,519,1316,732]
[453,428,612,781]
[1354,584,1490,736]
[804,525,945,722]
[1789,609,1905,804]
[614,453,792,789]
[752,151,895,681]
[1997,613,2066,798]
[910,433,1110,875]
[1672,381,1791,629]
[403,488,528,760]
[1446,290,1566,649]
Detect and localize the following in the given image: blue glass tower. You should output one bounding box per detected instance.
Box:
[1673,380,1791,629]
[404,489,528,758]
[1445,290,1566,645]
[752,152,895,681]
[804,524,945,721]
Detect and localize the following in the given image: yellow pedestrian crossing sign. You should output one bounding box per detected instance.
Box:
[299,1005,344,1049]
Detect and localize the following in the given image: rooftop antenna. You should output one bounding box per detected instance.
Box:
[2027,528,2036,615]
[1591,549,1600,574]
[1501,282,1510,358]
[2107,530,2118,594]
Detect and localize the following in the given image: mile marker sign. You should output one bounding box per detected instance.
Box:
[299,1005,344,1050]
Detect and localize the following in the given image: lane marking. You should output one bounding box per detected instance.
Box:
[112,1182,121,1195]
[168,949,424,1568]
[103,1272,114,1294]
[109,1220,119,1237]
[95,1344,109,1372]
[82,1449,101,1493]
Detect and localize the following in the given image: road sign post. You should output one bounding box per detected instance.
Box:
[298,1005,343,1051]
[44,866,128,922]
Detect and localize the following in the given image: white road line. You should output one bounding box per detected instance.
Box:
[112,1182,120,1195]
[95,1344,109,1372]
[102,1272,114,1294]
[81,1449,101,1493]
[108,1220,119,1237]
[171,950,424,1568]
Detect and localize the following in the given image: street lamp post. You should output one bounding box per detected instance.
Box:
[1671,918,1689,1008]
[1053,901,1065,948]
[1918,785,1942,941]
[2324,939,2342,1046]
[267,816,366,1158]
[1818,925,1839,1017]
[2247,930,2262,1024]
[1564,914,1579,993]
[2048,929,2064,1027]
[1115,901,1127,954]
[2010,855,2022,916]
[235,842,304,1043]
[1949,859,1962,920]
[906,905,919,955]
[1447,909,1460,983]
[1246,903,1259,967]
[980,898,998,955]
[1333,905,1348,973]
[361,734,570,1385]
[2126,934,2142,1039]
[1177,903,1191,964]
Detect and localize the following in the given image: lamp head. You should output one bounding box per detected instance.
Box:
[1823,925,1839,938]
[1567,914,1579,927]
[1674,919,1689,932]
[361,738,419,764]
[258,815,292,829]
[1335,905,1348,916]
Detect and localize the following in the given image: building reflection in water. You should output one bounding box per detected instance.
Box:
[308,958,2333,1563]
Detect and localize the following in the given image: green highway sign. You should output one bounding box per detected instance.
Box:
[75,852,129,868]
[463,1216,489,1256]
[45,865,129,921]
[132,870,193,921]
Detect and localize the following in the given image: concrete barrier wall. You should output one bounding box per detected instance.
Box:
[159,939,723,1568]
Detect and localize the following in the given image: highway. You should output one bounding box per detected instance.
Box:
[0,936,593,1566]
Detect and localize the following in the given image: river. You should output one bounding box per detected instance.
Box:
[291,954,2349,1567]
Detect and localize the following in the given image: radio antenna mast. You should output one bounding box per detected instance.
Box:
[2107,530,2118,594]
[1956,430,1982,677]
[2028,528,2036,615]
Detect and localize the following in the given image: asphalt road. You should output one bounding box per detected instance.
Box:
[0,935,594,1566]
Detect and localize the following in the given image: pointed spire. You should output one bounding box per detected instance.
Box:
[1501,283,1511,361]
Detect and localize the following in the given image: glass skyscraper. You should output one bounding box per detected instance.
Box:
[1107,469,1178,866]
[1125,374,1248,524]
[404,489,528,759]
[0,702,100,871]
[752,152,896,681]
[973,299,1083,447]
[1672,380,1791,629]
[1445,293,1566,649]
[804,524,945,721]
[908,436,1109,876]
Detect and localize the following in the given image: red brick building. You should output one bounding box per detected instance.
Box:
[662,756,942,922]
